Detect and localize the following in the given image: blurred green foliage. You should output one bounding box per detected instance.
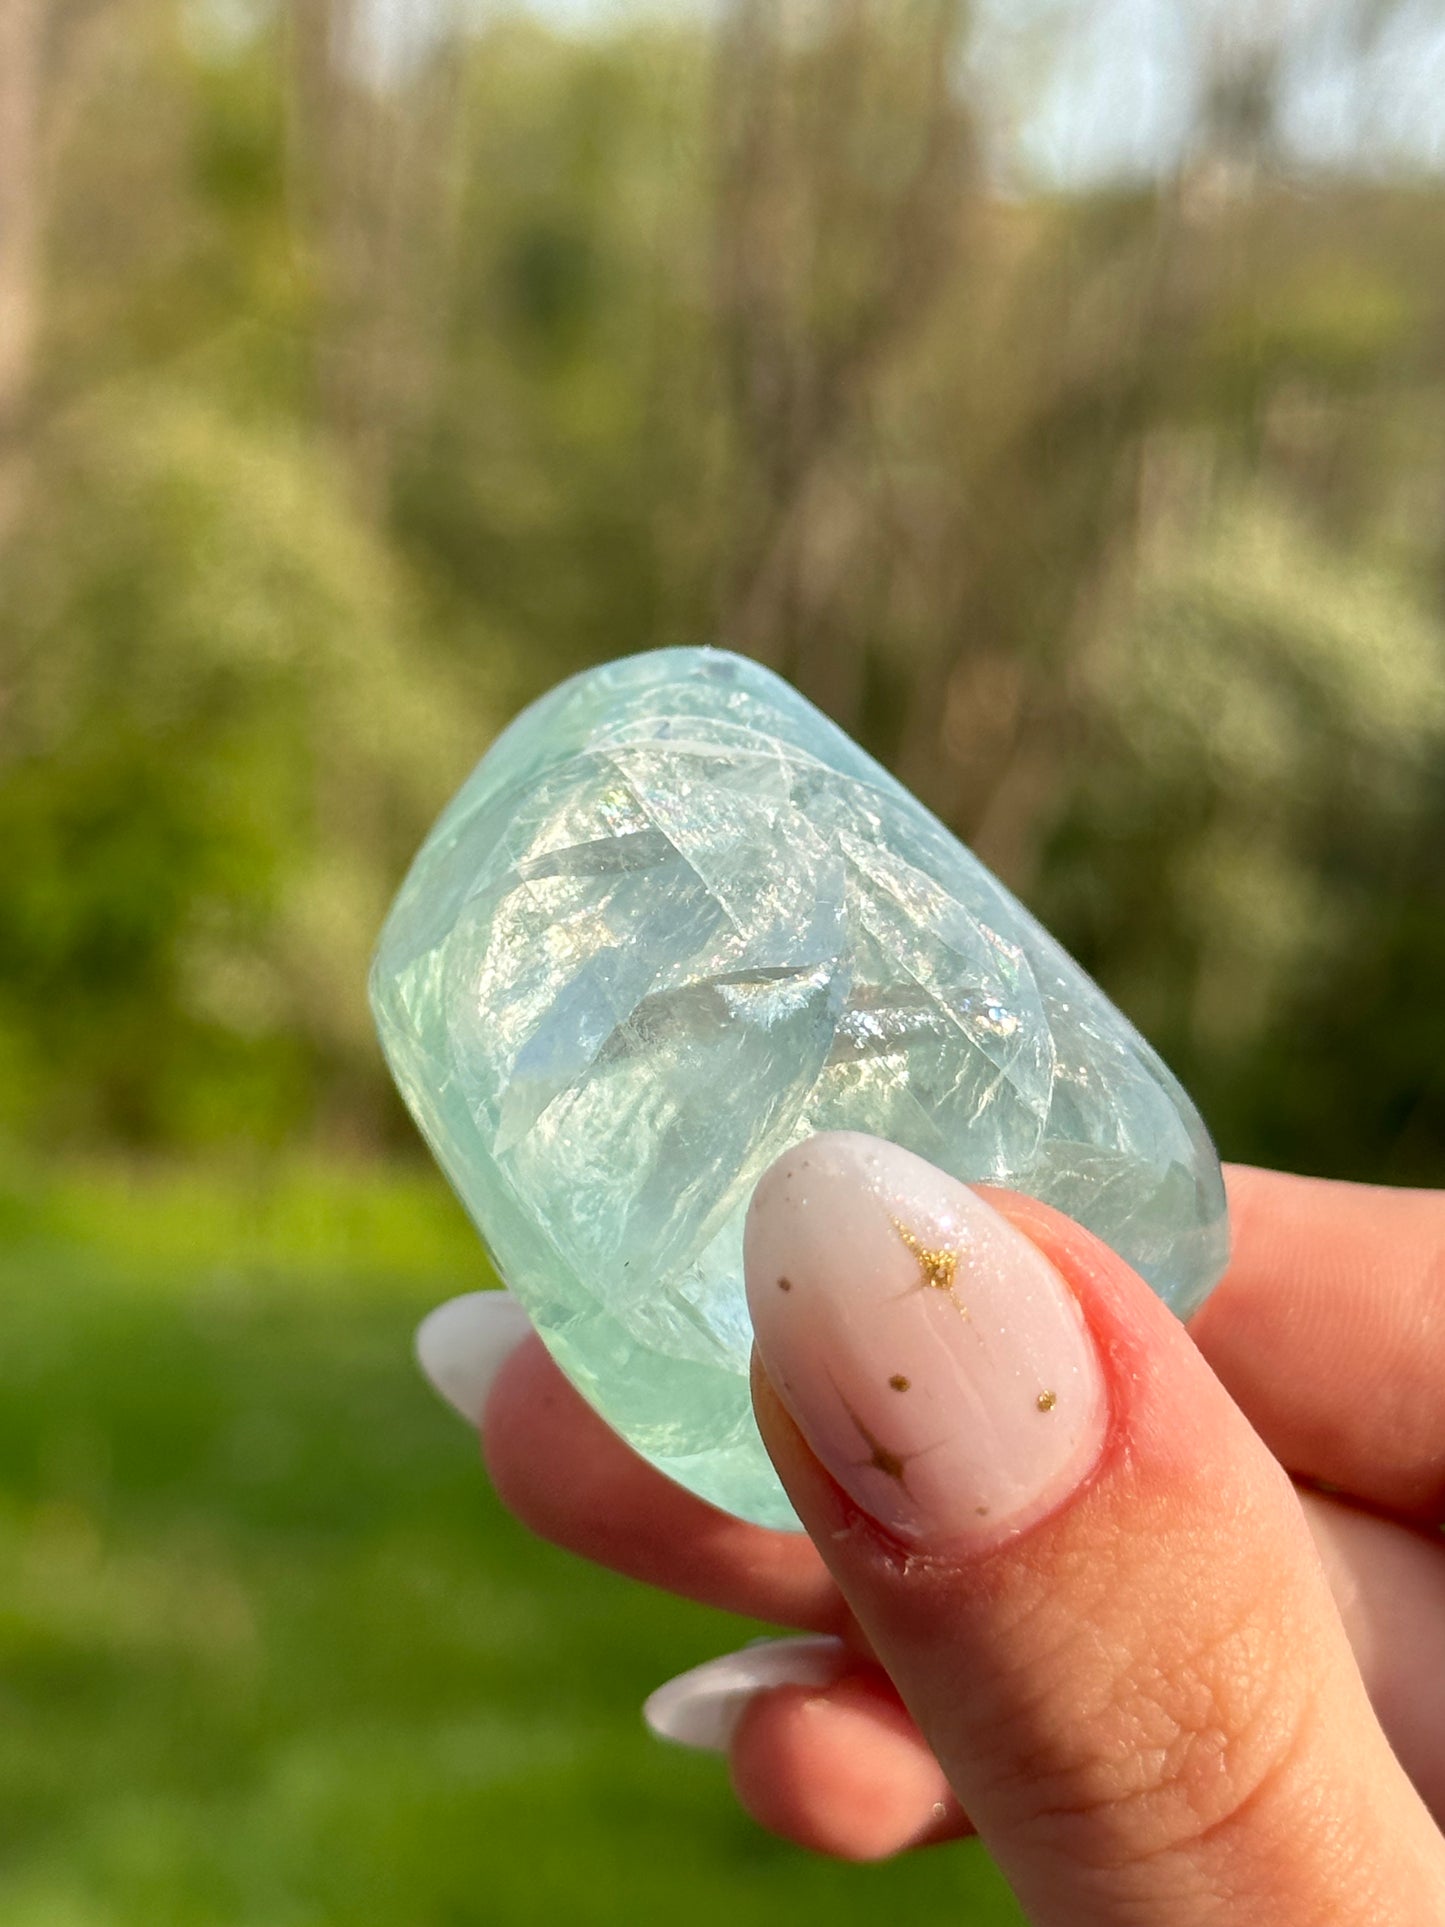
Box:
[3,2,1443,1180]
[2,384,481,1147]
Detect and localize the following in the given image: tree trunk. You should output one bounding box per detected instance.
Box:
[0,0,45,544]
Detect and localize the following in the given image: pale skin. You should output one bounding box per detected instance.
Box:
[476,1167,1445,1925]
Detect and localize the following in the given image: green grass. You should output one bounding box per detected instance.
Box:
[0,1162,1023,1926]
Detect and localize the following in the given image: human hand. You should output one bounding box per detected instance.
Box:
[418,1135,1445,1926]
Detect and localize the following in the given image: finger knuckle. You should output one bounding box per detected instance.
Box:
[997,1581,1318,1876]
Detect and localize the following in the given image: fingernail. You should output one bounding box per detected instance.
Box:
[744,1132,1107,1545]
[643,1636,850,1753]
[414,1290,533,1426]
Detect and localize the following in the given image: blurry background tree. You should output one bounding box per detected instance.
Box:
[2,0,1442,1181]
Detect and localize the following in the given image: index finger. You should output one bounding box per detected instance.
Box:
[1189,1166,1445,1520]
[481,1329,847,1633]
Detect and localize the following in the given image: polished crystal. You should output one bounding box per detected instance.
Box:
[371,648,1228,1528]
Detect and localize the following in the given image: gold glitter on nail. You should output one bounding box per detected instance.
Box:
[888,1373,910,1392]
[891,1218,960,1295]
[1036,1389,1057,1412]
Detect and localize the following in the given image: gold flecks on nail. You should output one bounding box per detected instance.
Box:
[891,1217,960,1295]
[1036,1389,1057,1412]
[777,1276,793,1293]
[888,1373,910,1392]
[975,1504,989,1516]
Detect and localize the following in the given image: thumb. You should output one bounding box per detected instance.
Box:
[743,1132,1445,1927]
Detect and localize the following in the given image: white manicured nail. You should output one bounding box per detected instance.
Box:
[643,1636,850,1754]
[745,1132,1106,1546]
[414,1290,533,1426]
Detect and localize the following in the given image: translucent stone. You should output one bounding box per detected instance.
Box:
[371,648,1228,1529]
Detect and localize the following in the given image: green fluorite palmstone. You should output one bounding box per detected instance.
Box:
[371,648,1228,1528]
